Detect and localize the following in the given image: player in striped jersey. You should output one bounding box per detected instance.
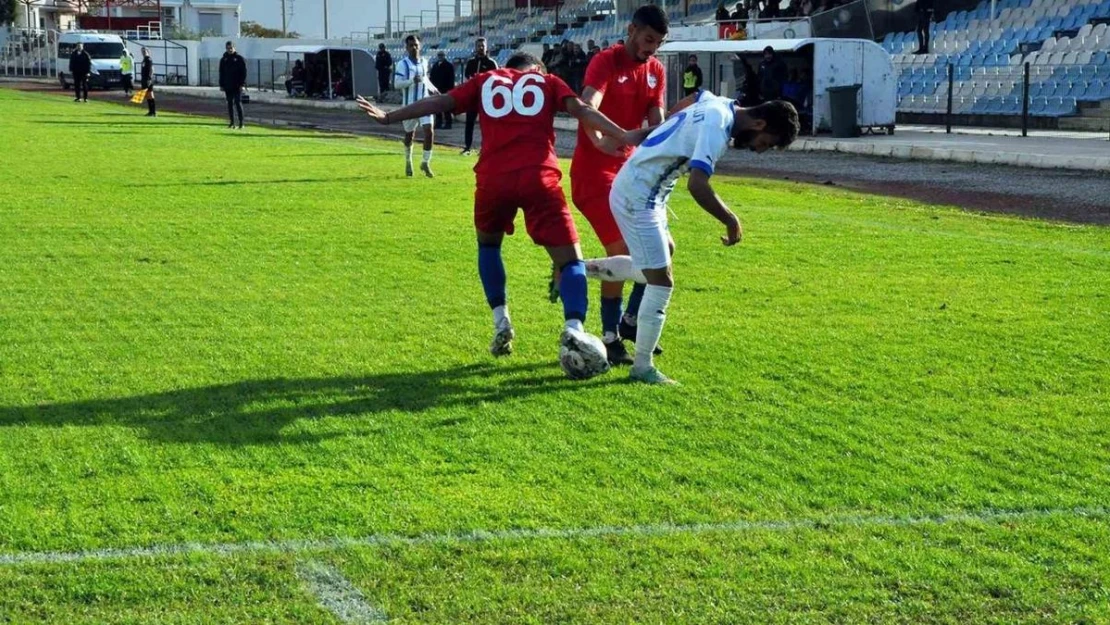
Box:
[585,92,800,384]
[393,34,438,178]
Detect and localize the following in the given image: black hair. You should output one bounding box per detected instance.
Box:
[763,45,775,54]
[505,52,543,71]
[740,100,800,148]
[405,35,418,44]
[631,4,669,35]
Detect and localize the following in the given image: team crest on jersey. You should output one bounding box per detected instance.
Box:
[647,73,658,89]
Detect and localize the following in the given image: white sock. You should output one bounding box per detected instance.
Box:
[493,305,510,329]
[633,285,672,371]
[564,318,584,333]
[603,330,619,344]
[584,256,647,284]
[422,149,433,164]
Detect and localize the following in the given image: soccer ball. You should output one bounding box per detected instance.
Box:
[559,328,611,380]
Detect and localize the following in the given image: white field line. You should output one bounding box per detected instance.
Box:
[1,506,1107,568]
[296,560,388,624]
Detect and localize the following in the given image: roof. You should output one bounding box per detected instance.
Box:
[274,44,367,54]
[658,38,881,54]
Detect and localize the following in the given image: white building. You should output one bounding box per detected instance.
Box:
[16,0,240,37]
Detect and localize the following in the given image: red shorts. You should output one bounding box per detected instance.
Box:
[474,167,579,248]
[570,168,623,247]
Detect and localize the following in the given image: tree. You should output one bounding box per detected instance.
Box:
[240,20,298,38]
[0,0,18,26]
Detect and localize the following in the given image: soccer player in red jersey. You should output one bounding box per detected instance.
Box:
[356,53,643,364]
[569,4,670,366]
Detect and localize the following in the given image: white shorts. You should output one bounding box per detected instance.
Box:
[609,186,671,271]
[402,115,434,133]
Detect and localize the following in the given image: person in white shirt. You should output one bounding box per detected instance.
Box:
[585,91,799,385]
[393,34,438,177]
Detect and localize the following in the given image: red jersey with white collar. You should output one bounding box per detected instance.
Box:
[571,44,666,180]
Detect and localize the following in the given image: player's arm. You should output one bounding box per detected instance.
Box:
[578,86,612,149]
[356,94,456,124]
[564,97,638,148]
[687,169,741,246]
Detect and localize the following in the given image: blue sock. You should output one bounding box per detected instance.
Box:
[625,283,646,320]
[600,295,623,337]
[559,260,587,322]
[477,244,506,308]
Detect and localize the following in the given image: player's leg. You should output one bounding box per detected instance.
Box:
[420,120,435,178]
[474,180,517,356]
[573,190,634,365]
[461,110,476,154]
[476,229,513,356]
[620,233,675,354]
[402,124,415,176]
[610,193,677,385]
[631,264,675,385]
[146,85,156,116]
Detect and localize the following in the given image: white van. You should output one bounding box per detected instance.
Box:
[57,32,128,90]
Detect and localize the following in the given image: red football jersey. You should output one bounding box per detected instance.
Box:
[449,68,579,178]
[572,45,667,178]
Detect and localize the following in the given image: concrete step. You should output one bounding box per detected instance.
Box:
[1059,116,1110,132]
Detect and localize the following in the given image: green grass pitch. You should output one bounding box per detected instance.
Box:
[0,87,1108,623]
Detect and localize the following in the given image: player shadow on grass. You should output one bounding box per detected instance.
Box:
[0,362,608,445]
[127,175,370,188]
[32,120,224,127]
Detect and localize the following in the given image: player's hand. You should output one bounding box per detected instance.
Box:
[594,135,626,157]
[721,213,742,246]
[356,95,389,124]
[621,127,653,147]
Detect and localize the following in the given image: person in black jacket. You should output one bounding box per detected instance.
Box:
[69,43,92,102]
[758,46,787,101]
[375,43,393,94]
[915,0,935,54]
[460,37,498,155]
[429,51,456,129]
[140,47,156,116]
[219,40,248,128]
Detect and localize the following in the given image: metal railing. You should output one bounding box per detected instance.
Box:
[0,28,58,80]
[894,58,1110,135]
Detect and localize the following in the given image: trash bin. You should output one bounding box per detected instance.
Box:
[827,84,861,138]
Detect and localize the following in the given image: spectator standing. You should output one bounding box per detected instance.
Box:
[758,45,787,101]
[461,37,498,155]
[570,43,587,93]
[430,51,456,129]
[375,43,393,94]
[140,47,156,116]
[915,0,934,54]
[218,40,247,128]
[119,47,134,97]
[682,54,703,96]
[716,1,731,22]
[69,43,91,102]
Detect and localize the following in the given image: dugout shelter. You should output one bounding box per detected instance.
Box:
[657,38,898,135]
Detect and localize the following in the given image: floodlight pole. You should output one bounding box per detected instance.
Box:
[281,0,287,37]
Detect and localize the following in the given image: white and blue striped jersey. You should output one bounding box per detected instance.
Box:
[394,55,432,105]
[613,91,735,210]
